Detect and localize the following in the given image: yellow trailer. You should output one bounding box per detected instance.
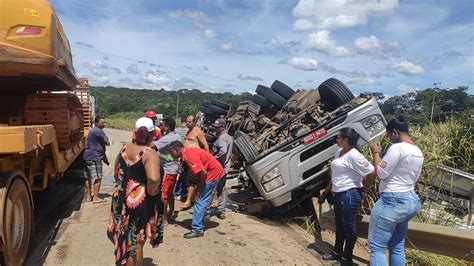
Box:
[0,0,91,264]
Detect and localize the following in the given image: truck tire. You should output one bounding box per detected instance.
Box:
[256,85,270,96]
[0,175,32,265]
[233,131,259,162]
[205,133,216,143]
[264,89,287,109]
[211,99,230,110]
[201,101,211,108]
[271,80,295,100]
[199,106,213,115]
[252,95,271,108]
[208,104,228,116]
[318,78,355,111]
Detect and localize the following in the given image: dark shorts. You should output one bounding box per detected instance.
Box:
[182,164,197,186]
[84,160,103,182]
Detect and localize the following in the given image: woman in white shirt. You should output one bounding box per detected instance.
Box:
[321,128,375,266]
[366,118,423,266]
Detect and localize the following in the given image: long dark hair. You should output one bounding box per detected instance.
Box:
[386,116,409,134]
[339,128,360,148]
[135,126,153,145]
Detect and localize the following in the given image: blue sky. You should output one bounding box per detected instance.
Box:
[50,0,474,96]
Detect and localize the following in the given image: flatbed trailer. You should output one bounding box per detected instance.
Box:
[0,0,92,264]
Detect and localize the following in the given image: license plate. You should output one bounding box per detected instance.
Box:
[303,128,327,145]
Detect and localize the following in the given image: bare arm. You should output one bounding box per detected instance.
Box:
[364,142,382,190]
[143,149,161,196]
[197,130,209,152]
[199,169,208,181]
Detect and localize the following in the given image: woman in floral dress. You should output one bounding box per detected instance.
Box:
[107,117,164,265]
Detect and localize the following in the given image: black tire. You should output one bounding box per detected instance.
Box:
[256,85,270,96]
[1,178,32,265]
[252,95,271,108]
[201,101,211,108]
[205,133,216,143]
[211,99,230,110]
[318,78,355,111]
[208,104,228,116]
[199,106,213,115]
[271,80,295,100]
[264,89,287,109]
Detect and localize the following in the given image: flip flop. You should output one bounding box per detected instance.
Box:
[93,199,107,204]
[179,204,191,211]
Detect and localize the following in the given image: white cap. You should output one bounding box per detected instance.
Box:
[135,117,155,132]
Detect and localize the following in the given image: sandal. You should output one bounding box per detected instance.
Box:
[93,198,107,204]
[179,204,192,211]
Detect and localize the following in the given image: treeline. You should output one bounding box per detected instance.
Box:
[90,85,473,124]
[90,86,252,119]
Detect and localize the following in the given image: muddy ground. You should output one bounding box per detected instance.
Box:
[27,128,369,265]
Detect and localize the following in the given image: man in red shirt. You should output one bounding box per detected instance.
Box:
[169,140,224,238]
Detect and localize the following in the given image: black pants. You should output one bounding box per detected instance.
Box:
[333,188,362,262]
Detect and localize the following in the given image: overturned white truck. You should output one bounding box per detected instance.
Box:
[199,78,386,212]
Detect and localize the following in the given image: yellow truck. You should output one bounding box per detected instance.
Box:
[0,0,91,264]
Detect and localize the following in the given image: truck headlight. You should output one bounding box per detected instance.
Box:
[360,115,385,137]
[261,167,284,192]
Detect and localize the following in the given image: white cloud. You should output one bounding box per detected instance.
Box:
[292,0,399,30]
[347,77,382,86]
[203,28,216,38]
[388,60,424,75]
[218,42,233,52]
[396,84,415,94]
[285,57,319,71]
[236,74,264,81]
[301,30,350,57]
[168,10,213,28]
[354,35,403,59]
[126,63,139,75]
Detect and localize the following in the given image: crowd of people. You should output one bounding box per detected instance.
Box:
[82,111,423,266]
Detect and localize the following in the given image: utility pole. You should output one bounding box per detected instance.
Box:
[430,82,441,123]
[176,91,179,119]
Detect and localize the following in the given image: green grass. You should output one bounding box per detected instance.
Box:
[106,112,141,131]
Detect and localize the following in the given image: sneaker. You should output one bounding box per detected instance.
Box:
[322,252,341,261]
[183,231,204,239]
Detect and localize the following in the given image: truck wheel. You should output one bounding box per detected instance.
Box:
[211,99,230,110]
[264,89,287,109]
[255,85,270,96]
[271,80,295,100]
[199,106,213,115]
[0,177,32,265]
[318,78,355,111]
[252,95,271,108]
[208,104,228,116]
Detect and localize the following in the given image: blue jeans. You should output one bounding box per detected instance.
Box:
[191,179,219,233]
[333,187,362,262]
[368,191,421,266]
[207,175,226,213]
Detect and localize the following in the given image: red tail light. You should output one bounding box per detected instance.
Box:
[16,26,42,36]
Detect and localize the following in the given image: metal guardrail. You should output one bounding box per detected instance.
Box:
[322,213,474,262]
[431,165,474,225]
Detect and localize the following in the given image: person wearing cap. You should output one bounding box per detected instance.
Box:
[132,111,161,143]
[206,118,233,220]
[83,115,110,204]
[169,141,225,239]
[152,116,182,223]
[107,117,163,265]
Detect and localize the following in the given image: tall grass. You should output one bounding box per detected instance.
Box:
[106,112,141,131]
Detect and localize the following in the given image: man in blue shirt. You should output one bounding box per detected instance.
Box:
[83,115,110,203]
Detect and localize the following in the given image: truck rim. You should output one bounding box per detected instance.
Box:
[2,178,32,265]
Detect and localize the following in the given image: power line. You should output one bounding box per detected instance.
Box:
[72,44,256,86]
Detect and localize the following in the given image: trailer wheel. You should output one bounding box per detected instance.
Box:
[318,78,355,111]
[0,177,32,265]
